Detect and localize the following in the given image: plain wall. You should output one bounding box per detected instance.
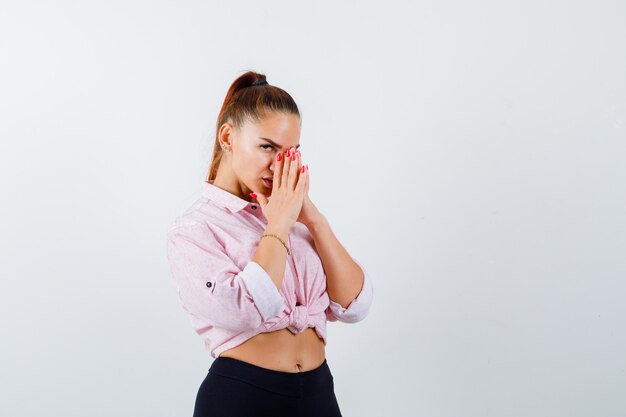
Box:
[1,1,624,416]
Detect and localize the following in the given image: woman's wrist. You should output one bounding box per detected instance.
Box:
[304,214,328,232]
[264,222,291,240]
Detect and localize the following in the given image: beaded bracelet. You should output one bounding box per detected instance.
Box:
[260,233,290,255]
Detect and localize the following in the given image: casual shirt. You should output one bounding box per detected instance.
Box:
[165,180,374,358]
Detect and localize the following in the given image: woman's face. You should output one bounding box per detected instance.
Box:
[229,111,301,195]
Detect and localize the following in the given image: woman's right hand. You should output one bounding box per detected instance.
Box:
[251,146,307,231]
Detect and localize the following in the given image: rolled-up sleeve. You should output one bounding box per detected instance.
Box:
[166,221,286,333]
[325,258,374,323]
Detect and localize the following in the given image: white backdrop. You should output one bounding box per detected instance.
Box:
[1,1,624,416]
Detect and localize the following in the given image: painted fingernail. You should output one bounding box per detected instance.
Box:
[301,165,305,173]
[250,193,257,199]
[277,153,282,161]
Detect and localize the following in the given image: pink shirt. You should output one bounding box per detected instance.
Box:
[166,180,374,359]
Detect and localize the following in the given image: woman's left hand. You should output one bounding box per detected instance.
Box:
[295,150,324,227]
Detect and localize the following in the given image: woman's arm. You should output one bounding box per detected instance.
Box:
[306,215,365,309]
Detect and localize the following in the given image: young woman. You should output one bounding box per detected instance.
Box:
[166,72,374,417]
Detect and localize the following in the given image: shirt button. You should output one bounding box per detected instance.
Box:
[251,205,257,209]
[206,281,212,288]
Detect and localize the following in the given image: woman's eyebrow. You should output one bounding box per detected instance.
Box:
[259,137,300,150]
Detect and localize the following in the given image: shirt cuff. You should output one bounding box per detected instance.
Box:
[238,261,286,322]
[327,258,374,323]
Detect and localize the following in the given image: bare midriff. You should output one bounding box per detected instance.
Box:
[219,327,326,373]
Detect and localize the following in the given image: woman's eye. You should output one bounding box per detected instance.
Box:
[261,144,274,151]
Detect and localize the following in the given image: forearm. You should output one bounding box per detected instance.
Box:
[306,215,364,308]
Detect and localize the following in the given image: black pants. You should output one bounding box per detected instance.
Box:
[192,356,343,417]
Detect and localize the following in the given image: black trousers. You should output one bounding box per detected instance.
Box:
[192,356,343,417]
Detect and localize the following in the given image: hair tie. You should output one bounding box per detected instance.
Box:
[252,79,268,86]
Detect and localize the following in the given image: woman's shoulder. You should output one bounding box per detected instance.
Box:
[167,195,225,234]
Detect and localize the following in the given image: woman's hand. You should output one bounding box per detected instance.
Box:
[291,149,324,228]
[251,147,307,232]
[295,157,324,228]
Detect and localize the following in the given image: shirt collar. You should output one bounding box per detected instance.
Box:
[202,180,254,213]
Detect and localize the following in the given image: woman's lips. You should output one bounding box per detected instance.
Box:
[262,178,273,188]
